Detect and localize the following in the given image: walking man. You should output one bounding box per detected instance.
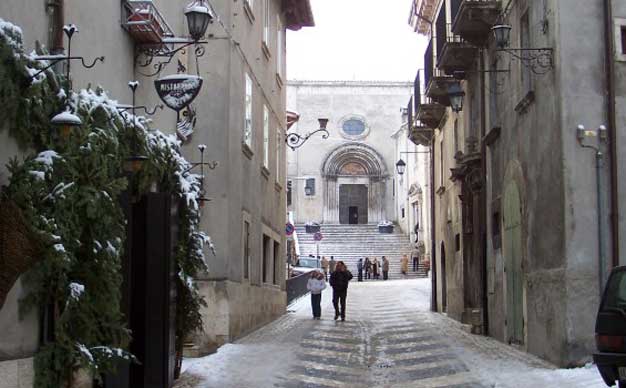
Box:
[321,256,329,280]
[329,261,353,321]
[382,256,390,280]
[357,258,364,282]
[329,256,336,274]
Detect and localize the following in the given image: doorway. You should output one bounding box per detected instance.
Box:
[339,184,368,224]
[441,243,447,312]
[349,206,359,224]
[503,181,524,345]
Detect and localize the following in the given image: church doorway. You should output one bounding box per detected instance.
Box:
[339,184,368,224]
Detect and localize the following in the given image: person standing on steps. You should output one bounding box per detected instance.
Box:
[382,256,390,280]
[364,257,371,280]
[401,254,409,275]
[357,258,364,282]
[306,270,326,320]
[321,256,329,280]
[329,261,353,321]
[329,256,336,274]
[411,244,420,272]
[372,257,379,280]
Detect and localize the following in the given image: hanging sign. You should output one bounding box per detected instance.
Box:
[286,223,295,236]
[154,74,203,112]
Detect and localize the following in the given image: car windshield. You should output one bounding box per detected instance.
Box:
[298,258,318,268]
[602,270,626,312]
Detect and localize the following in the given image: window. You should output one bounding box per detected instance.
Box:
[276,16,283,78]
[622,27,626,55]
[455,234,461,252]
[287,180,292,206]
[244,73,253,148]
[273,240,280,285]
[262,234,270,283]
[275,128,281,180]
[439,138,444,187]
[243,220,250,279]
[305,178,315,196]
[263,105,270,168]
[342,119,366,136]
[453,119,459,155]
[401,207,405,218]
[492,211,502,250]
[263,0,270,47]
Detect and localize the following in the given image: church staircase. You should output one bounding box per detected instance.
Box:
[295,224,429,280]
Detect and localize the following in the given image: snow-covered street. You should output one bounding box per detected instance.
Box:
[175,279,606,388]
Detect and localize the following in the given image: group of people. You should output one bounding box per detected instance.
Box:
[356,256,390,280]
[306,261,352,321]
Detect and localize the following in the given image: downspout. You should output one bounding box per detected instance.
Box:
[603,0,619,268]
[479,48,489,335]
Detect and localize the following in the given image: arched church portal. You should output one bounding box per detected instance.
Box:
[321,143,388,224]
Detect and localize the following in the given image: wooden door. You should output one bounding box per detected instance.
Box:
[503,181,524,344]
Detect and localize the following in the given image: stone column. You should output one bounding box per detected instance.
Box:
[324,176,339,223]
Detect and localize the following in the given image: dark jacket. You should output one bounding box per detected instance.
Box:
[329,270,353,291]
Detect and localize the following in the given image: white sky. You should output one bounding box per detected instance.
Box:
[286,0,428,82]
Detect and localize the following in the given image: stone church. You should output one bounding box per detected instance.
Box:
[287,81,413,225]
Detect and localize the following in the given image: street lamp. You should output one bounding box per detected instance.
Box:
[491,23,553,74]
[492,24,512,49]
[396,159,407,176]
[185,0,214,41]
[447,81,465,113]
[51,110,82,140]
[285,118,330,151]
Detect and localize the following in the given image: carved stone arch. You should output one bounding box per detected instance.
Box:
[320,143,389,223]
[321,142,388,179]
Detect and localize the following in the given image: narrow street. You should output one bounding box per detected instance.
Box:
[175,279,604,388]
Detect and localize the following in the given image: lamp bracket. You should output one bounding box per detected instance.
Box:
[497,48,553,75]
[116,104,164,116]
[135,40,207,77]
[285,128,330,151]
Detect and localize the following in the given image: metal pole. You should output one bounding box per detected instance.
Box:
[597,151,606,295]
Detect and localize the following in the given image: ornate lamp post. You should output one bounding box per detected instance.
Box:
[285,118,330,151]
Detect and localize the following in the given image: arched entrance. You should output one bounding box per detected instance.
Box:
[503,179,524,345]
[321,143,388,224]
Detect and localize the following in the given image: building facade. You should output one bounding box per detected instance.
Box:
[408,0,626,367]
[287,81,412,226]
[0,0,312,386]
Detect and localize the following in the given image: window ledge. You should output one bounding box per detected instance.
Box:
[261,166,270,179]
[243,1,255,23]
[262,42,271,60]
[275,73,283,89]
[242,143,254,159]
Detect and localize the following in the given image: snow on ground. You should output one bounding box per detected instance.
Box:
[178,279,607,388]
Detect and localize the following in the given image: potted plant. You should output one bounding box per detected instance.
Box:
[305,221,320,234]
[377,221,394,234]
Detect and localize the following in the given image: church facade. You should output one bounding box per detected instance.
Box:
[287,81,412,225]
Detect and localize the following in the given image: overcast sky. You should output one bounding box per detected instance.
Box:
[286,0,428,82]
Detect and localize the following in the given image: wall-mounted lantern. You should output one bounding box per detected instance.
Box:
[396,159,407,176]
[491,23,554,75]
[286,118,330,151]
[447,81,465,113]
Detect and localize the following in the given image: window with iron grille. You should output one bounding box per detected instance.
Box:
[287,180,292,205]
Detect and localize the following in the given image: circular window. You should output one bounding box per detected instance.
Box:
[342,119,366,136]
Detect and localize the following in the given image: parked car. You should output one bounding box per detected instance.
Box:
[290,256,321,277]
[594,266,626,388]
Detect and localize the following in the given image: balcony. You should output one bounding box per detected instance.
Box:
[437,23,477,74]
[408,121,434,147]
[452,0,501,45]
[122,1,174,45]
[414,69,446,130]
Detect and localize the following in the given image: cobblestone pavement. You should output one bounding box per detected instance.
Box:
[176,279,605,388]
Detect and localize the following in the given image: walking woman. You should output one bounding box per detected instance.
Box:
[307,270,326,319]
[329,261,353,321]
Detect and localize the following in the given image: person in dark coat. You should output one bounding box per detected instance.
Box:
[329,261,353,321]
[364,257,371,279]
[382,256,390,280]
[372,258,379,280]
[357,258,364,282]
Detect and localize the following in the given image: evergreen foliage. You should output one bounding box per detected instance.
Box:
[0,19,211,387]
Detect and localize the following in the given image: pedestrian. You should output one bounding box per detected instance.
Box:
[357,258,364,282]
[321,256,329,280]
[329,261,353,321]
[307,270,326,320]
[329,256,336,273]
[372,258,379,280]
[382,256,389,280]
[364,257,371,280]
[411,244,420,272]
[414,221,419,243]
[401,254,409,275]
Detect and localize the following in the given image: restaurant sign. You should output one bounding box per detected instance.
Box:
[154,74,203,112]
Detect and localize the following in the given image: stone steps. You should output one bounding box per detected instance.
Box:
[295,224,428,280]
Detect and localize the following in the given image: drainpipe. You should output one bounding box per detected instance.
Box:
[603,0,619,268]
[430,139,437,312]
[479,48,489,335]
